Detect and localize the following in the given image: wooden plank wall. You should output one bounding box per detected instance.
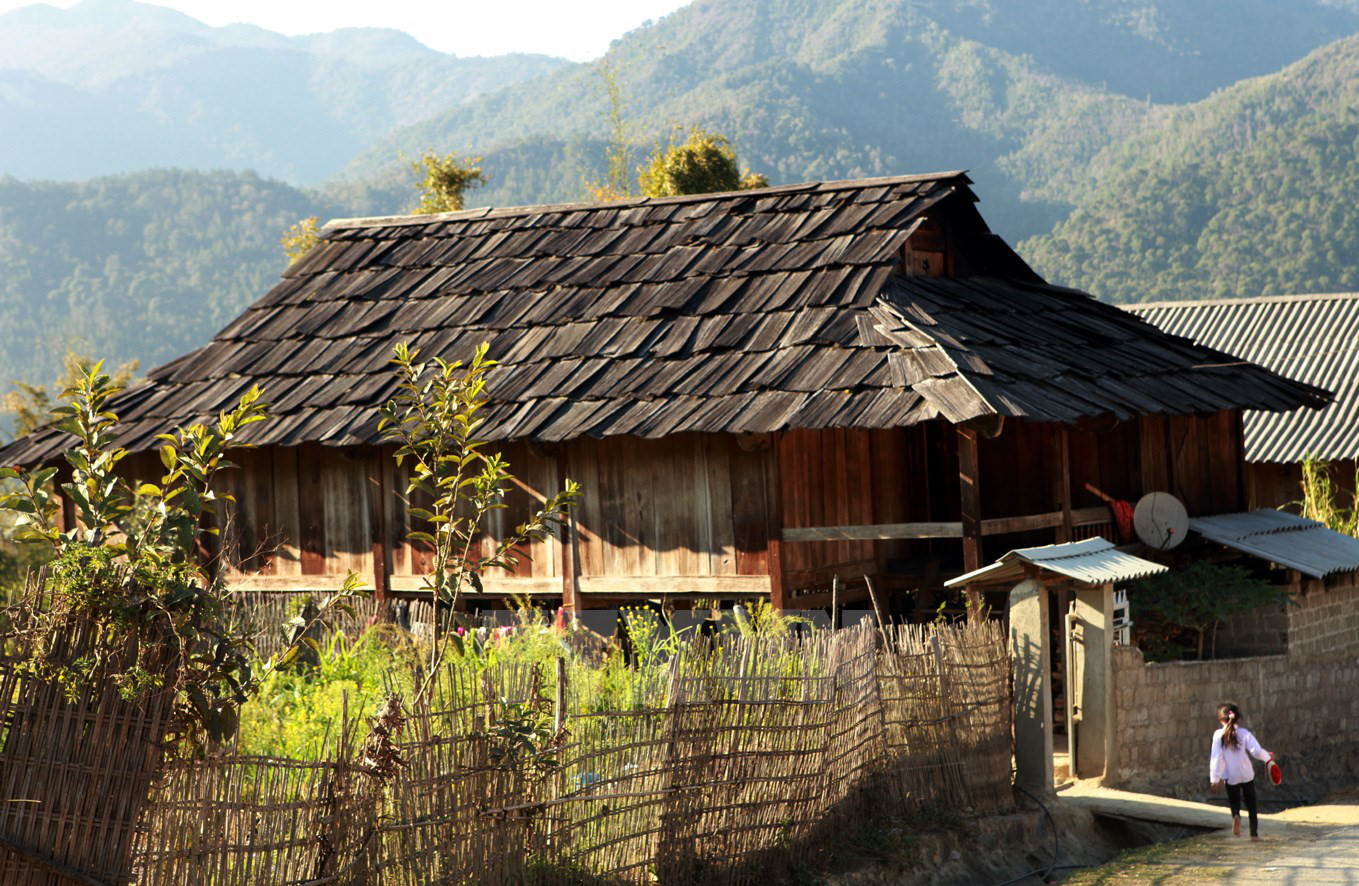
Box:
[216,435,772,596]
[1069,411,1245,517]
[568,433,767,579]
[775,426,936,588]
[215,443,563,592]
[1248,457,1358,511]
[198,409,1251,598]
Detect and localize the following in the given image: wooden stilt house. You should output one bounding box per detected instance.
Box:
[0,172,1328,614]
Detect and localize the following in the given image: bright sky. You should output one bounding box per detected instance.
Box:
[0,0,693,61]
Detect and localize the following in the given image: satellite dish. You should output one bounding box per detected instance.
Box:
[1133,492,1188,551]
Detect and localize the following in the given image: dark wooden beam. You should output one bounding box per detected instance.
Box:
[957,426,982,621]
[1232,409,1248,511]
[367,448,390,616]
[1055,423,1073,544]
[765,435,787,611]
[54,463,75,534]
[298,443,326,575]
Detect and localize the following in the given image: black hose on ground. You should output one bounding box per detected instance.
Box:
[993,784,1060,886]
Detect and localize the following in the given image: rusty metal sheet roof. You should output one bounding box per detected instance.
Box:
[1129,293,1359,463]
[945,538,1168,587]
[1189,508,1359,578]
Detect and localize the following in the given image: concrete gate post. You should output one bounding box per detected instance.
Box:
[1008,576,1053,793]
[1072,581,1116,782]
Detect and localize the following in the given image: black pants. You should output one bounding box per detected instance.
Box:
[1225,780,1259,836]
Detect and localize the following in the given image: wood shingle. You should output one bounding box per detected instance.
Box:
[0,172,1328,466]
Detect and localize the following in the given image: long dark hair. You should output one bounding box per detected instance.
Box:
[1218,702,1242,748]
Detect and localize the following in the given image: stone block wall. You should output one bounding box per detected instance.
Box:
[1111,645,1359,796]
[1212,601,1287,658]
[1287,573,1359,656]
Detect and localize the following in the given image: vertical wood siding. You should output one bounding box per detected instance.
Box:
[204,410,1248,594]
[569,434,756,578]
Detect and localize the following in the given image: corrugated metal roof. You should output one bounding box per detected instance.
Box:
[1129,293,1359,463]
[945,538,1168,587]
[1189,508,1359,578]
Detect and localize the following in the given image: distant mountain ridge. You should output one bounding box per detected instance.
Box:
[344,0,1359,244]
[3,0,1359,430]
[0,0,568,183]
[1021,33,1359,302]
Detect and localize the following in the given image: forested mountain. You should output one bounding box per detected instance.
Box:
[2,0,1359,435]
[0,0,567,183]
[0,170,347,401]
[1021,35,1359,302]
[345,0,1359,243]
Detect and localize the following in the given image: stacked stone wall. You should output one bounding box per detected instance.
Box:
[1112,575,1359,796]
[1111,646,1359,796]
[1287,573,1359,656]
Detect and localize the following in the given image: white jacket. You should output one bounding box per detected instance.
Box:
[1209,724,1271,785]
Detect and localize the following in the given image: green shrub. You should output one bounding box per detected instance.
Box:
[1129,560,1291,661]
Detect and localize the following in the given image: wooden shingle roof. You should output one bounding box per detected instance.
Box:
[0,172,1328,465]
[870,276,1329,425]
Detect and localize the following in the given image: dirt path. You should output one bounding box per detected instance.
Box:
[1061,802,1359,884]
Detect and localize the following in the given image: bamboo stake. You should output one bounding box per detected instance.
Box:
[864,576,890,646]
[830,575,839,631]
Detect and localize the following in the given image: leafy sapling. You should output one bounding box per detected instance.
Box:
[377,342,579,700]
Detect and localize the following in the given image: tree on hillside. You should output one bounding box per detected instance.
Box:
[587,60,639,202]
[2,351,139,440]
[410,151,486,214]
[638,128,769,198]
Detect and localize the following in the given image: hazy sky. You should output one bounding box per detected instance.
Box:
[0,0,693,60]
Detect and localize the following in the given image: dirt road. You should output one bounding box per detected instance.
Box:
[1061,801,1359,884]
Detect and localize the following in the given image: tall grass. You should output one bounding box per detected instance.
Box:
[1297,456,1359,537]
[235,601,811,758]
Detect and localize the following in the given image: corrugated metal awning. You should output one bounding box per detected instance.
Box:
[945,538,1168,587]
[1189,509,1359,578]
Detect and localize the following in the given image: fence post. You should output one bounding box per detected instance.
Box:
[554,656,567,735]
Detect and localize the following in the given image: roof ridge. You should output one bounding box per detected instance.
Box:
[320,170,972,231]
[1128,291,1359,310]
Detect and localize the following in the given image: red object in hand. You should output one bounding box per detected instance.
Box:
[1268,761,1283,785]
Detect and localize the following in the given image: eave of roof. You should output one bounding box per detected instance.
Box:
[1189,508,1359,578]
[945,537,1168,587]
[870,277,1330,425]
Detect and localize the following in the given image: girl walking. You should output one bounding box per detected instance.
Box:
[1209,703,1276,840]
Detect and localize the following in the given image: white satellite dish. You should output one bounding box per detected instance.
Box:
[1133,492,1188,551]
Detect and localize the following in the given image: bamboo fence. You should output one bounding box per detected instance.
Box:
[129,620,1013,885]
[0,573,175,886]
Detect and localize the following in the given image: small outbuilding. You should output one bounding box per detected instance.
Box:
[0,172,1328,615]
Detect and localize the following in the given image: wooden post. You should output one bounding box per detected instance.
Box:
[830,574,839,630]
[764,437,787,611]
[1231,409,1248,511]
[957,427,983,621]
[557,450,583,613]
[1055,424,1073,544]
[53,464,75,535]
[367,449,391,617]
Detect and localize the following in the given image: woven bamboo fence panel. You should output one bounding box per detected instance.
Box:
[229,592,383,659]
[0,574,175,886]
[131,620,1012,884]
